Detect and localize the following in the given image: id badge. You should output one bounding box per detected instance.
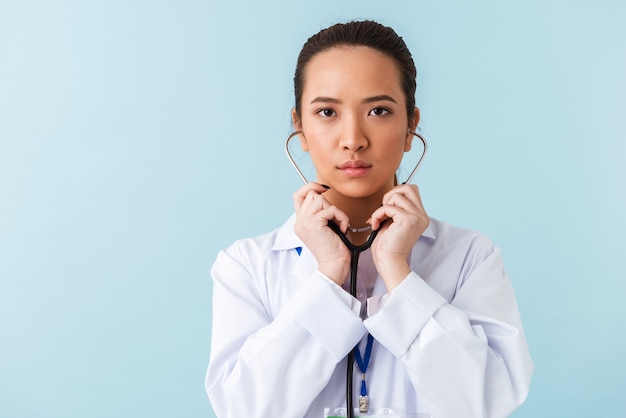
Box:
[324,407,403,418]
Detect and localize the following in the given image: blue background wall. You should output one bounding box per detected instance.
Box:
[1,1,624,416]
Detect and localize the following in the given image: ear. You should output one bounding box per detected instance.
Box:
[405,107,421,152]
[292,108,309,151]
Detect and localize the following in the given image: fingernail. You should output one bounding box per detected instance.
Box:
[320,184,331,189]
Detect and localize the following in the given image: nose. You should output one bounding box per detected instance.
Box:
[339,118,368,152]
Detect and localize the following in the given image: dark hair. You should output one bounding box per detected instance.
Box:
[293,20,417,124]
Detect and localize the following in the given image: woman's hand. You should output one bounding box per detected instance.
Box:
[369,184,429,292]
[293,183,351,286]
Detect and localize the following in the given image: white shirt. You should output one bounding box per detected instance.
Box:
[205,215,533,418]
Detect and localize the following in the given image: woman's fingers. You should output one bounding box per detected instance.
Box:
[294,186,348,232]
[370,184,425,230]
[369,185,429,291]
[369,184,428,237]
[292,182,330,211]
[292,183,351,285]
[382,184,422,210]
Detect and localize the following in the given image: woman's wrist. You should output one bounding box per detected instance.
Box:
[375,257,411,292]
[318,262,349,286]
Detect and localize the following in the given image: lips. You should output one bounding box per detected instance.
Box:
[338,160,372,169]
[337,160,372,177]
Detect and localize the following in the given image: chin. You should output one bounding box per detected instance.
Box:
[335,182,388,200]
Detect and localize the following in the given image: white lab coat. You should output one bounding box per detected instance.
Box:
[205,215,533,418]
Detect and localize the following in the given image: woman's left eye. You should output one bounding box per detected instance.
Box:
[317,108,336,117]
[369,107,390,116]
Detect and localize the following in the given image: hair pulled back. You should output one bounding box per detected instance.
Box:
[294,20,417,124]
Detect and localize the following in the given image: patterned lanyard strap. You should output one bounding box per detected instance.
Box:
[354,333,375,413]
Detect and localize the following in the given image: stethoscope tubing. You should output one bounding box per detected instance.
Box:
[285,129,427,417]
[327,221,379,417]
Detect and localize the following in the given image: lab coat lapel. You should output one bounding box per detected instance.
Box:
[271,214,319,283]
[291,246,319,283]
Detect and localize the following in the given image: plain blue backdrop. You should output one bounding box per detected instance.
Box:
[1,0,625,417]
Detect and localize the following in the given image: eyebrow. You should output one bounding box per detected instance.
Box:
[363,95,397,104]
[309,95,397,105]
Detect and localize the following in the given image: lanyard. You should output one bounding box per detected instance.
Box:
[354,333,374,413]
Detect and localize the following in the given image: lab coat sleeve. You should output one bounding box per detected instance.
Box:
[364,236,534,418]
[205,244,367,418]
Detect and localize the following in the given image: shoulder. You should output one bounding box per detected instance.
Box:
[428,217,495,251]
[413,217,503,300]
[418,216,499,273]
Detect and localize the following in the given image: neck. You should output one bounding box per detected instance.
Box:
[335,194,381,229]
[323,187,391,245]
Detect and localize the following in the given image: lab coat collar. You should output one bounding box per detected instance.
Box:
[271,214,316,283]
[272,213,437,253]
[272,214,303,252]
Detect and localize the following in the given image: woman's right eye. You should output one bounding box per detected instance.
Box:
[316,108,336,117]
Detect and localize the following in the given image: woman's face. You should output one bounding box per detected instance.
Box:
[294,46,419,200]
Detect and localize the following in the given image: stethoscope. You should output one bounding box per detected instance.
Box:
[285,129,428,417]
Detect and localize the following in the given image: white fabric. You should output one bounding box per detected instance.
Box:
[205,215,533,418]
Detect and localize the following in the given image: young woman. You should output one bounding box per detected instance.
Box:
[205,21,533,418]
